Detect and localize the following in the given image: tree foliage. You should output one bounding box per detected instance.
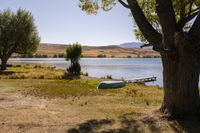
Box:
[0,8,40,70]
[66,43,82,63]
[65,43,82,75]
[79,0,200,42]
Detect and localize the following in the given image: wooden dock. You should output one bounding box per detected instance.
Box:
[126,76,157,83]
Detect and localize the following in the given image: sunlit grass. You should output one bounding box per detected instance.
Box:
[0,64,64,79]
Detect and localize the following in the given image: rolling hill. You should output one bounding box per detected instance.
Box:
[36,43,160,58]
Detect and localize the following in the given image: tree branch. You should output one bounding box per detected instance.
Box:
[189,12,200,39]
[190,7,200,14]
[140,43,152,48]
[155,0,178,50]
[118,0,129,9]
[189,0,193,15]
[127,0,162,48]
[178,10,200,29]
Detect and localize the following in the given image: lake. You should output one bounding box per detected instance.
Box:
[9,58,163,86]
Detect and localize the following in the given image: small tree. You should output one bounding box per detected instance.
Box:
[0,9,40,70]
[65,43,82,75]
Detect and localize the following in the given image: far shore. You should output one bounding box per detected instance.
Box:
[10,56,161,59]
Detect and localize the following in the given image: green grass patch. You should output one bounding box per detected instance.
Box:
[0,78,163,106]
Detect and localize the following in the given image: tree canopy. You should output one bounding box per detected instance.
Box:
[79,0,200,45]
[66,43,82,63]
[0,9,40,70]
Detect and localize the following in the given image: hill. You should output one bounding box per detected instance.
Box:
[119,41,143,48]
[36,43,160,58]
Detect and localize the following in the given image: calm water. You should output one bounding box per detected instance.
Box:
[9,58,163,86]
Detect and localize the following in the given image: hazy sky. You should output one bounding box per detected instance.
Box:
[0,0,137,46]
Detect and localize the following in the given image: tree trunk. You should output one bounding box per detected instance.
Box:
[160,33,200,117]
[0,56,8,71]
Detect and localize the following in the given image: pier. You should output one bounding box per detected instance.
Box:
[126,76,157,84]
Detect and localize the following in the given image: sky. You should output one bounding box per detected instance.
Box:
[0,0,137,46]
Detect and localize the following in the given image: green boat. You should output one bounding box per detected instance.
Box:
[97,81,125,89]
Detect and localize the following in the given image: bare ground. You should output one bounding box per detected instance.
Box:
[1,89,200,133]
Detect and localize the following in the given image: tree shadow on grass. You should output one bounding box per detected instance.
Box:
[67,119,114,133]
[67,111,200,133]
[66,112,161,133]
[168,118,200,133]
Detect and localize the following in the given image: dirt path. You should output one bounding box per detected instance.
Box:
[0,90,200,133]
[0,91,83,133]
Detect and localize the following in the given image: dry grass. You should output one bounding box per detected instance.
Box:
[0,78,164,133]
[0,66,200,133]
[0,64,64,79]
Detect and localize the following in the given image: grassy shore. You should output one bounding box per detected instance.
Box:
[0,65,199,133]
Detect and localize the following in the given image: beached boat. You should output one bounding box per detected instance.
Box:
[98,81,125,89]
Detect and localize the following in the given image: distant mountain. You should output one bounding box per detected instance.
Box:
[119,42,143,48]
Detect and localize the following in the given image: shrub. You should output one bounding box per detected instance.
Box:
[14,64,22,67]
[38,75,44,79]
[106,75,112,79]
[53,54,58,58]
[67,62,81,75]
[97,54,106,58]
[58,53,65,58]
[81,72,89,76]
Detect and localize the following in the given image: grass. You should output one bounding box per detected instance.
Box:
[1,79,163,104]
[4,65,198,133]
[0,64,64,79]
[0,64,163,112]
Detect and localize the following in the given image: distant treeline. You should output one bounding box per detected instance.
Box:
[96,54,160,58]
[11,53,160,58]
[12,53,65,58]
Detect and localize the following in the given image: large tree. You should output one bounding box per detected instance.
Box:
[0,9,40,70]
[79,0,200,118]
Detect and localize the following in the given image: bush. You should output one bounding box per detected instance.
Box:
[97,54,106,58]
[34,54,48,58]
[38,75,44,79]
[20,54,34,58]
[14,64,22,67]
[106,75,112,79]
[67,62,81,75]
[81,72,89,76]
[62,71,80,80]
[53,54,58,58]
[58,53,65,58]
